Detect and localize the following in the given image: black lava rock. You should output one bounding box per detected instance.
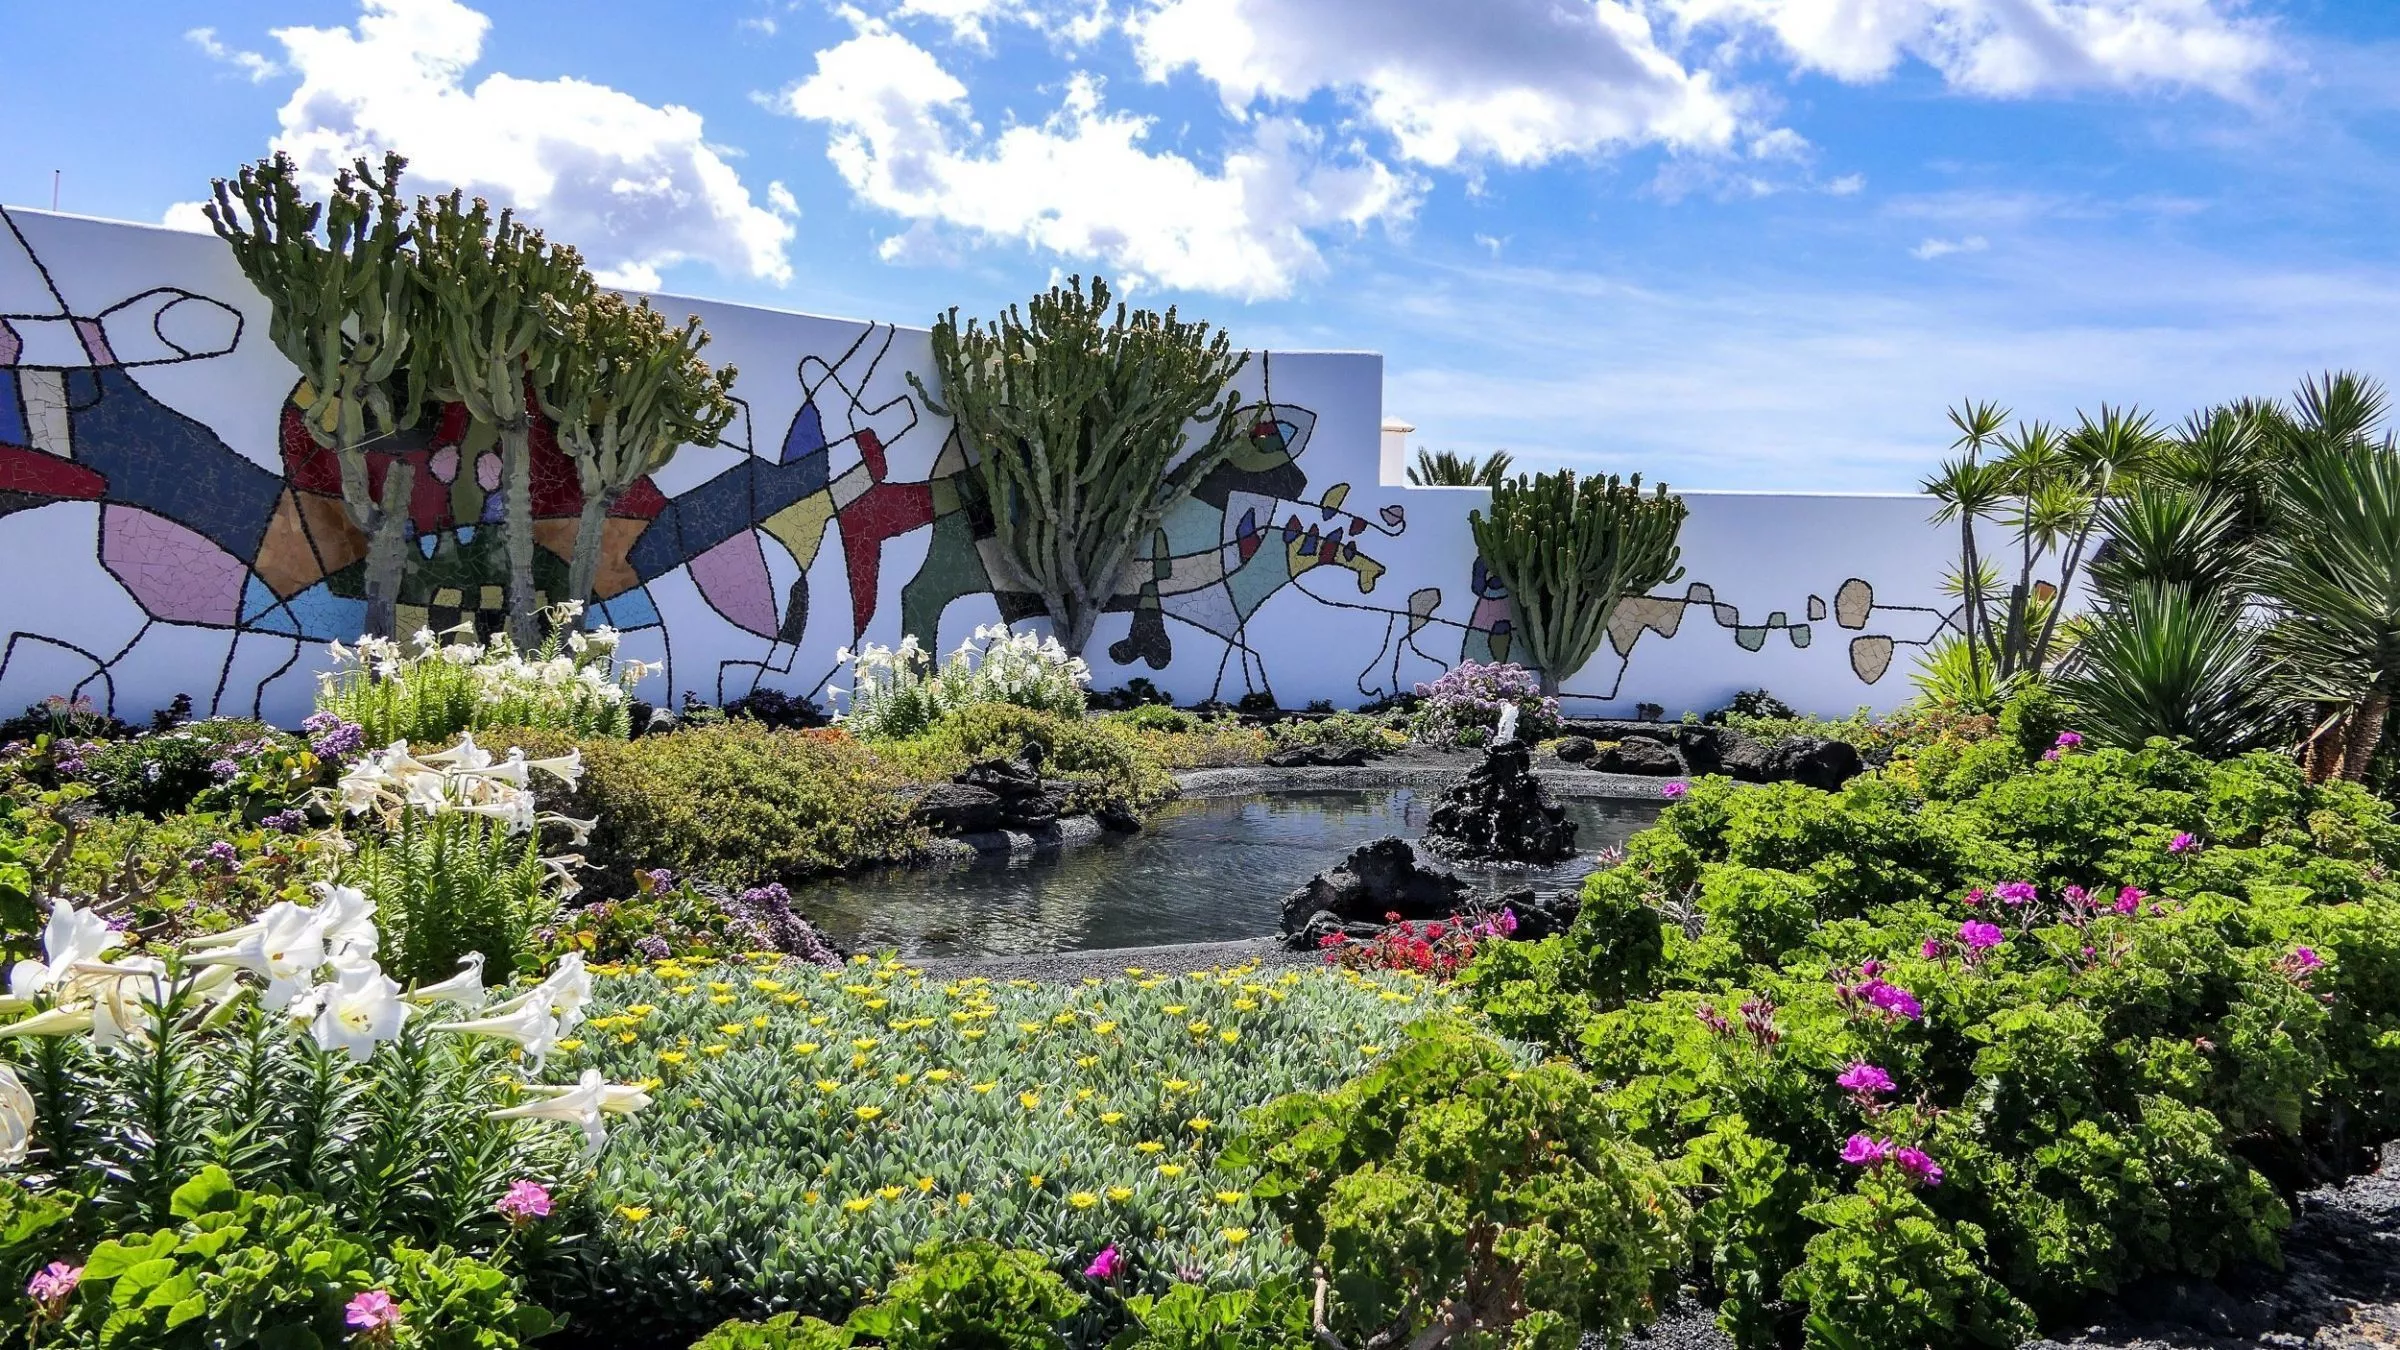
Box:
[1280,837,1471,939]
[1420,743,1579,864]
[1490,887,1582,940]
[911,782,1004,834]
[1263,744,1373,768]
[1552,736,1597,764]
[1594,738,1684,776]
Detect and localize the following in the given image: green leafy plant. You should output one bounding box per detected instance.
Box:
[1108,1277,1316,1350]
[912,276,1250,655]
[1405,449,1513,488]
[1468,471,1687,695]
[836,625,1091,741]
[846,1240,1085,1350]
[1230,1017,1689,1350]
[316,612,648,747]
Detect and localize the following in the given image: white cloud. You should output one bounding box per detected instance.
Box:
[889,0,1110,47]
[1663,0,2276,99]
[1125,0,1748,168]
[1912,234,1990,259]
[774,17,1417,298]
[1826,173,1868,195]
[176,0,795,287]
[186,27,283,82]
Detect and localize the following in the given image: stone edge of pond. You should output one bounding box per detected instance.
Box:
[1174,764,1687,802]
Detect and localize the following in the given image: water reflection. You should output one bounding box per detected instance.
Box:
[795,789,1662,958]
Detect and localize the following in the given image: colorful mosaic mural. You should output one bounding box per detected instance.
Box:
[0,207,1969,724]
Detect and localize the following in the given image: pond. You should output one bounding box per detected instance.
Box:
[797,789,1664,958]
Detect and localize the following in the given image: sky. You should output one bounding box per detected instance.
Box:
[3,0,2396,490]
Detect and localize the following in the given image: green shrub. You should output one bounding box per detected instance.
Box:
[552,958,1447,1341]
[845,1240,1085,1350]
[1108,1277,1315,1350]
[316,620,646,746]
[1263,714,1399,757]
[835,626,1089,741]
[570,724,926,888]
[64,720,306,820]
[349,810,558,984]
[883,704,1177,816]
[17,805,341,949]
[1500,732,2400,1349]
[1229,1017,1688,1350]
[694,1313,856,1349]
[42,1168,555,1350]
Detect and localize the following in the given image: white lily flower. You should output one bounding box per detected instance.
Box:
[0,1062,31,1166]
[408,953,487,1009]
[310,884,380,962]
[0,1005,95,1038]
[404,768,453,816]
[9,902,124,999]
[77,957,167,1048]
[186,903,328,1010]
[489,1069,644,1157]
[520,749,583,789]
[305,959,411,1063]
[411,626,438,650]
[434,997,559,1073]
[420,733,494,772]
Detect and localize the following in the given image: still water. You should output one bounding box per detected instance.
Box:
[795,789,1662,958]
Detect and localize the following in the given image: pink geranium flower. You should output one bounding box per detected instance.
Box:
[2169,832,2197,854]
[1960,920,2004,953]
[1840,1133,1894,1166]
[497,1180,553,1225]
[27,1262,80,1317]
[346,1289,403,1339]
[1662,782,1688,800]
[1837,1063,1895,1096]
[1084,1244,1122,1281]
[1895,1146,1945,1187]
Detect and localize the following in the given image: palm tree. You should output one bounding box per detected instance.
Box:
[1408,448,1514,487]
[2261,388,2400,780]
[1922,400,2010,691]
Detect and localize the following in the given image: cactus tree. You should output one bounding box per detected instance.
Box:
[1470,471,1688,696]
[413,191,594,647]
[910,276,1251,656]
[543,292,738,612]
[205,153,429,638]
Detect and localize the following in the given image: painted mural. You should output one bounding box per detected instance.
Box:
[0,207,1967,726]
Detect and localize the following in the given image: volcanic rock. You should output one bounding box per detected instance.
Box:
[1279,837,1471,939]
[1420,742,1579,864]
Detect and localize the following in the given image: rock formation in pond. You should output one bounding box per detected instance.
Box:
[1280,837,1470,945]
[910,743,1138,836]
[1556,720,1864,791]
[1420,741,1579,864]
[1261,744,1373,768]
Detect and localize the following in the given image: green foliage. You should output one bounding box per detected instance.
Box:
[0,1176,76,1344]
[1262,714,1400,757]
[349,809,558,984]
[2052,583,2279,755]
[317,621,643,747]
[1469,470,1687,695]
[694,1313,857,1349]
[847,1240,1085,1350]
[1406,448,1513,488]
[2260,404,2400,780]
[46,1169,554,1350]
[1497,732,2400,1350]
[1230,1018,1689,1350]
[554,958,1443,1341]
[64,721,310,820]
[1108,1277,1315,1350]
[567,723,926,888]
[913,275,1251,655]
[837,627,1091,741]
[883,704,1178,816]
[1780,1180,2033,1350]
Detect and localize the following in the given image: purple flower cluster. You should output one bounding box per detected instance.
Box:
[1410,661,1560,747]
[1696,997,1781,1047]
[1837,1062,1895,1097]
[1994,881,2038,907]
[188,839,240,876]
[1661,781,1688,800]
[1959,920,2004,953]
[301,711,366,763]
[725,883,843,966]
[2169,831,2198,855]
[2042,731,2085,761]
[1836,962,1923,1020]
[261,807,312,833]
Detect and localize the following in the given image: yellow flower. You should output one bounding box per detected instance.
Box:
[1219,1030,1240,1045]
[924,1069,955,1083]
[1054,1011,1080,1026]
[717,1022,747,1037]
[616,1032,637,1045]
[955,1192,974,1208]
[1093,1020,1118,1035]
[752,1014,770,1028]
[1026,1174,1045,1188]
[1163,1078,1193,1093]
[1018,1022,1045,1034]
[963,1029,988,1041]
[709,981,734,994]
[626,1004,658,1017]
[878,1185,904,1202]
[702,1044,730,1056]
[893,1072,915,1086]
[1019,1091,1042,1110]
[1187,1117,1214,1132]
[972,1081,998,1094]
[795,1042,821,1055]
[1076,1055,1100,1070]
[809,1015,830,1027]
[850,1054,869,1070]
[1158,1163,1186,1178]
[1380,991,1412,1004]
[803,1191,820,1205]
[709,994,736,1006]
[865,998,887,1011]
[842,1197,872,1214]
[855,1105,884,1122]
[815,1079,843,1093]
[752,978,785,993]
[1124,966,1145,976]
[673,984,698,996]
[1108,1186,1135,1202]
[1188,1021,1212,1036]
[1164,1005,1188,1016]
[615,1205,652,1223]
[916,1176,937,1193]
[1075,1087,1097,1101]
[658,1051,688,1066]
[1100,1111,1125,1125]
[1360,1045,1384,1056]
[554,1038,584,1052]
[778,993,802,1005]
[853,1037,880,1051]
[1069,1191,1099,1209]
[1233,998,1258,1012]
[1215,1190,1248,1205]
[1135,1141,1165,1154]
[1221,1228,1251,1245]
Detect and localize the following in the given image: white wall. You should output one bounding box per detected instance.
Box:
[0,207,1976,724]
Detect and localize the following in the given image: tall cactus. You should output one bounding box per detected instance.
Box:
[1469,471,1688,696]
[543,292,738,612]
[413,191,593,646]
[910,276,1250,656]
[206,152,429,638]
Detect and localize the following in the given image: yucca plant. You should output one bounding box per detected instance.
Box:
[1406,448,1513,487]
[2085,484,2247,603]
[2051,583,2277,754]
[2262,421,2400,781]
[1468,471,1686,695]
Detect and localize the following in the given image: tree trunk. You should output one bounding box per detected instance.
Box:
[1537,665,1560,697]
[2341,689,2391,783]
[566,487,615,618]
[1959,516,1985,690]
[502,425,538,649]
[361,461,416,640]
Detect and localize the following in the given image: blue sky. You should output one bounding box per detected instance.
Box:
[5,0,2396,489]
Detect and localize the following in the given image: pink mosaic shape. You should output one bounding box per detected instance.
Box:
[100,505,247,624]
[687,529,778,638]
